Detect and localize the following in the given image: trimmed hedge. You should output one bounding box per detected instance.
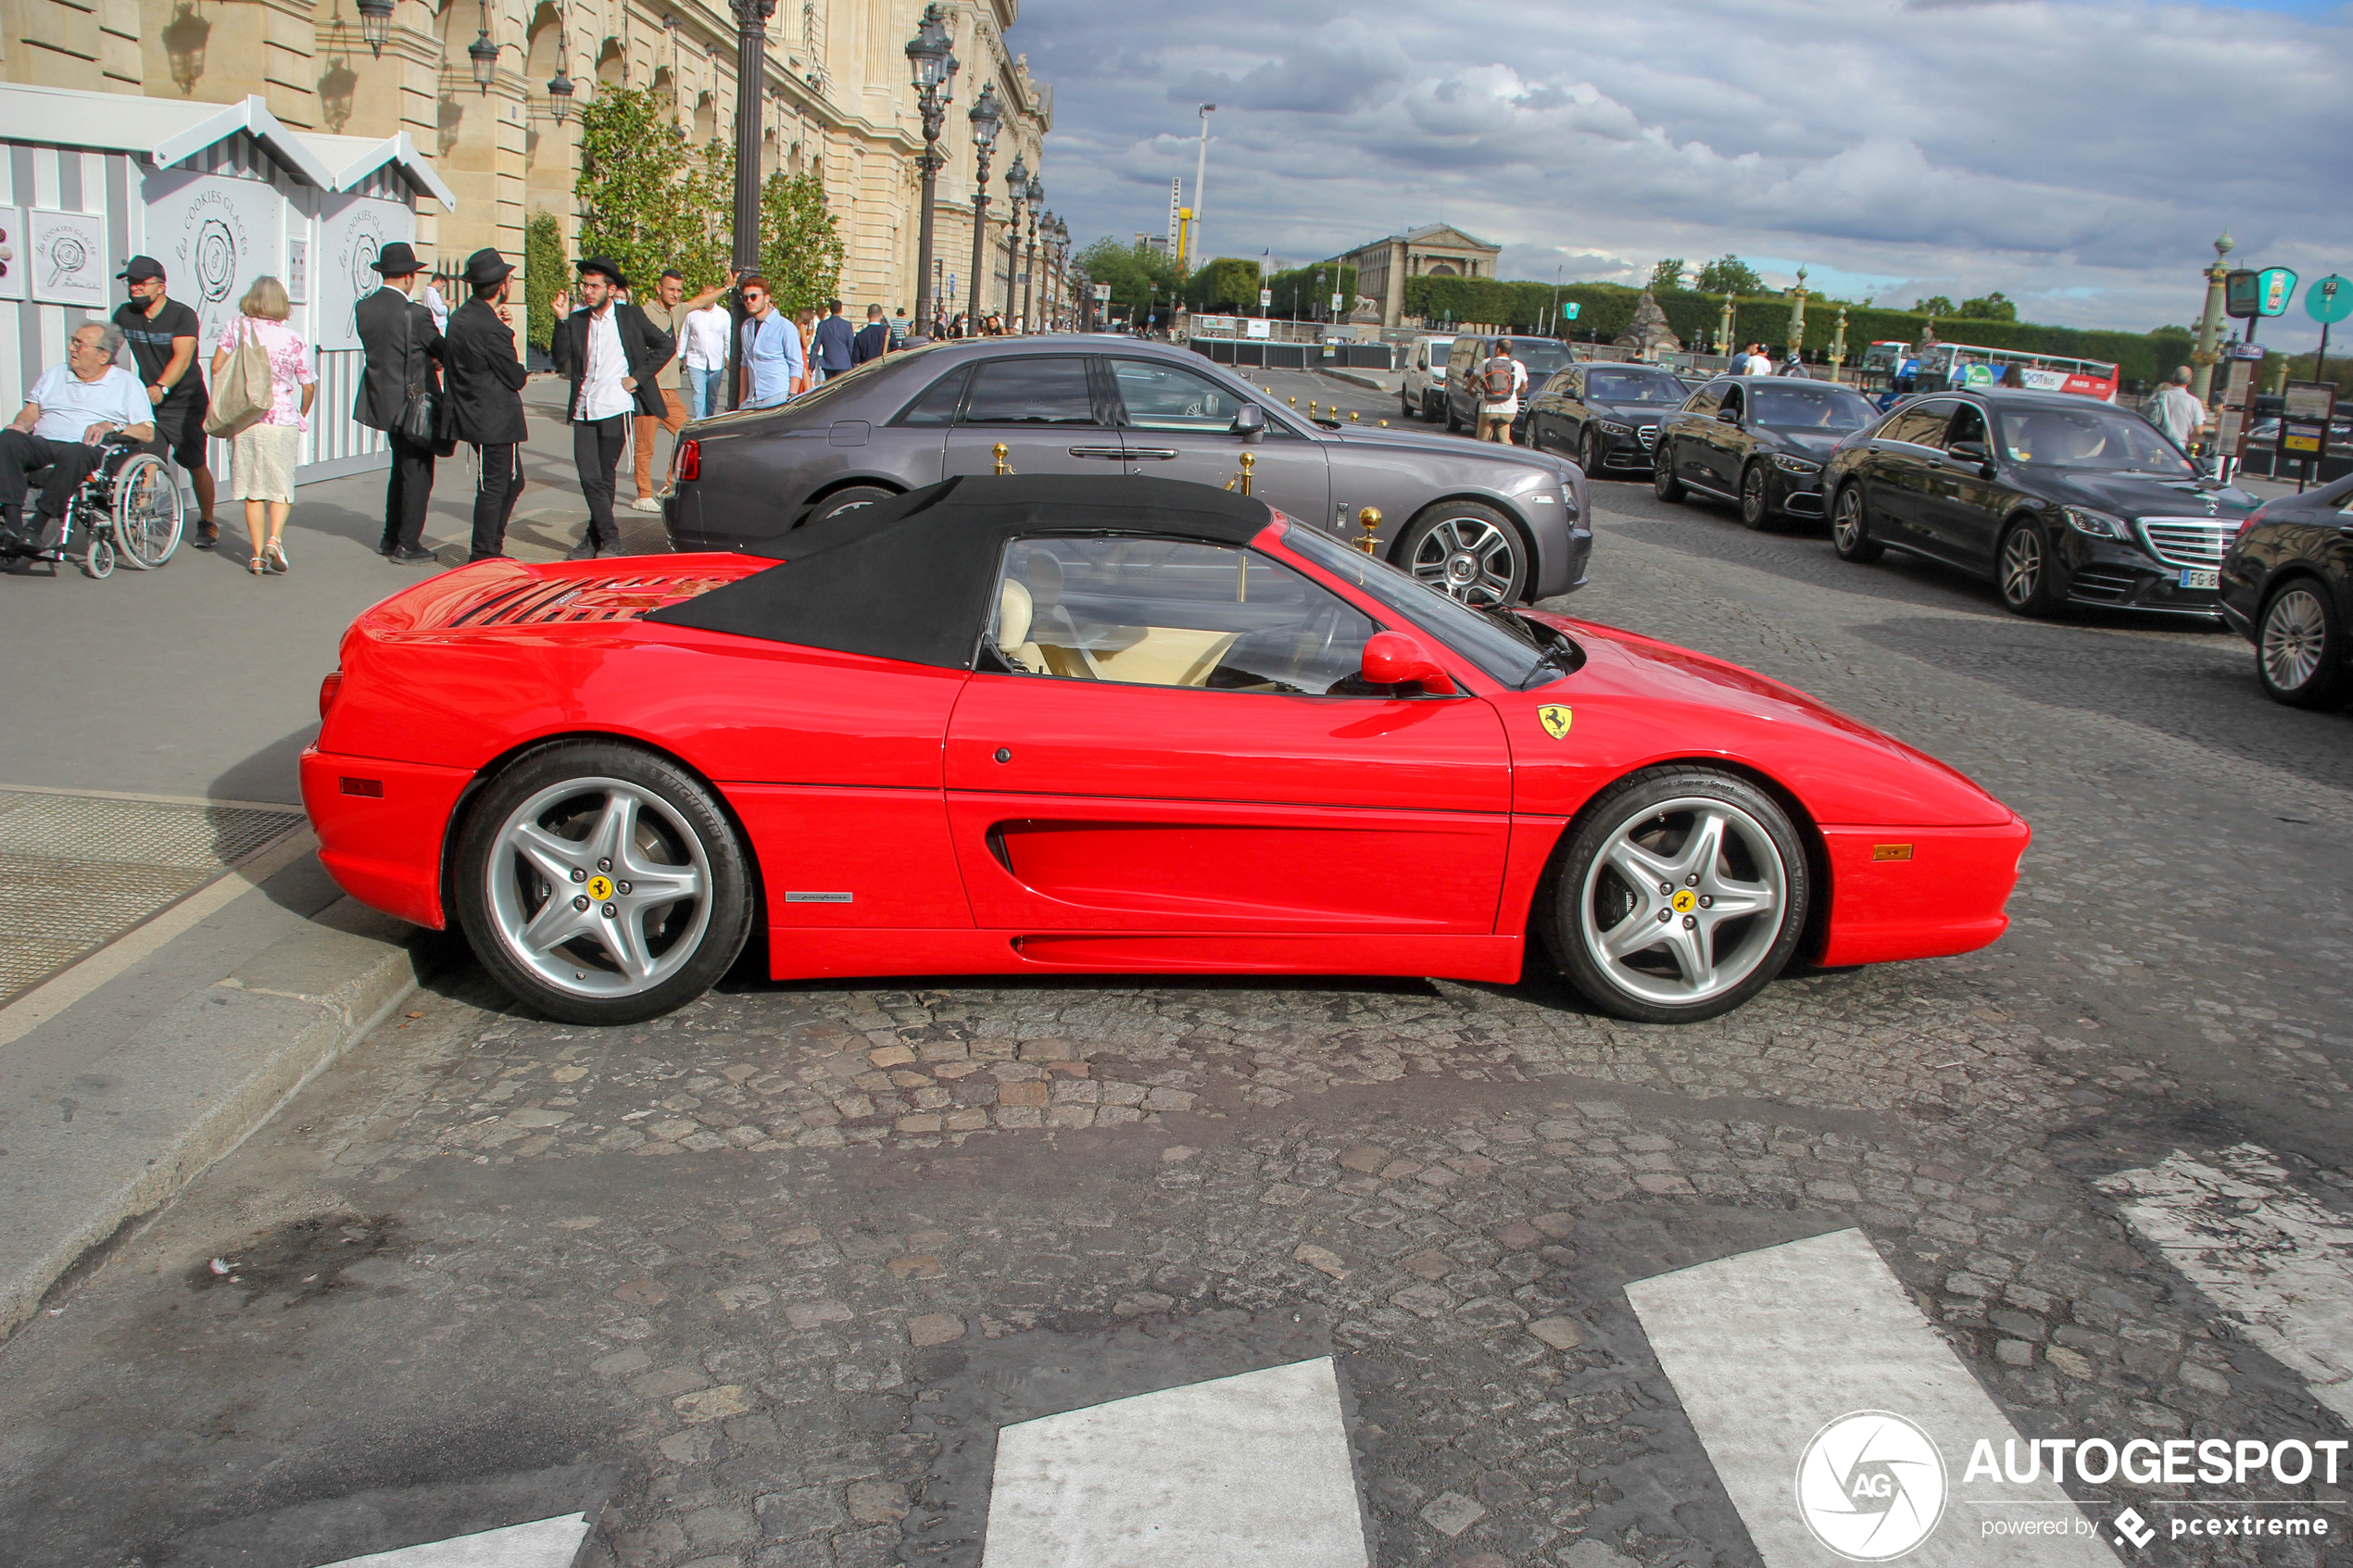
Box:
[1402,275,2197,391]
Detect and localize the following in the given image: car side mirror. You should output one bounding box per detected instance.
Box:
[1360,630,1459,696]
[1947,438,1992,470]
[1716,407,1741,425]
[1231,404,1265,444]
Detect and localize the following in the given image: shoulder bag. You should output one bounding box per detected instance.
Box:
[203,318,272,438]
[398,301,447,449]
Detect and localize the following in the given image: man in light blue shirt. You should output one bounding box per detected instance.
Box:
[737,276,804,409]
[1,320,155,563]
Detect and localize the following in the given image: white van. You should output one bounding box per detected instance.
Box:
[1400,335,1455,420]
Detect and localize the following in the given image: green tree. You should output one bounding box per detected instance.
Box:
[1957,291,2017,322]
[1648,257,1689,294]
[758,168,845,317]
[1913,295,1956,317]
[573,84,729,293]
[1694,254,1766,295]
[1265,262,1358,320]
[523,209,564,354]
[1072,236,1184,325]
[1186,257,1263,313]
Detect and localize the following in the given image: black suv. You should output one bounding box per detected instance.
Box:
[1654,376,1879,528]
[2219,470,2353,706]
[1442,334,1578,441]
[1818,389,2259,618]
[1524,362,1690,477]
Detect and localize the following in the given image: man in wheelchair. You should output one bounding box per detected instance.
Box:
[0,321,155,567]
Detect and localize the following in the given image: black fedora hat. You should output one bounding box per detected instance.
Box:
[462,247,516,288]
[574,256,626,288]
[370,241,422,276]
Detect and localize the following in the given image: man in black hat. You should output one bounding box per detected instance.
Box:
[353,240,445,563]
[444,248,531,562]
[110,257,220,548]
[549,257,673,559]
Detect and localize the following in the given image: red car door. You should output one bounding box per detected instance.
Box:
[945,534,1512,935]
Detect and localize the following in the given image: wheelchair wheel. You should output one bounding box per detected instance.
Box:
[83,527,115,579]
[111,452,183,570]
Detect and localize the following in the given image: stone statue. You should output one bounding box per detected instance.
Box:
[1613,288,1683,360]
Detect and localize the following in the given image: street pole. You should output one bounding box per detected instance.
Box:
[724,0,776,411]
[2191,231,2233,405]
[904,6,956,343]
[1001,155,1027,326]
[1786,265,1808,367]
[965,83,1000,341]
[1021,178,1042,332]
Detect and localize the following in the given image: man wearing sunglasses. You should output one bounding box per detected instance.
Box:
[737,278,805,410]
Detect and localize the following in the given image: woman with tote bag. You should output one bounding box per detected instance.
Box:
[209,276,316,575]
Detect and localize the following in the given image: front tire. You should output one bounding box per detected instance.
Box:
[1400,501,1529,607]
[1997,518,2062,618]
[454,742,755,1026]
[1579,427,1604,481]
[1653,443,1685,502]
[1539,767,1810,1023]
[1830,483,1882,562]
[1739,462,1775,531]
[2257,582,2351,708]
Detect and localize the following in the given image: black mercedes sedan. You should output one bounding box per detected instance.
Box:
[1819,389,2260,620]
[1524,361,1691,477]
[2218,470,2353,707]
[1652,377,1880,529]
[662,335,1591,608]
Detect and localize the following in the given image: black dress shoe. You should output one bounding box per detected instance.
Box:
[376,538,396,557]
[565,540,600,561]
[388,546,437,563]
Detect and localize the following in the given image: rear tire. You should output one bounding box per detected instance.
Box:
[802,483,898,529]
[454,741,755,1026]
[1653,443,1685,502]
[1997,518,2063,618]
[1830,484,1882,563]
[2257,582,2351,709]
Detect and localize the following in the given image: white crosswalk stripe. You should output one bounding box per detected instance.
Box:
[981,1356,1369,1567]
[2099,1144,2353,1425]
[1627,1228,2118,1566]
[314,1512,593,1568]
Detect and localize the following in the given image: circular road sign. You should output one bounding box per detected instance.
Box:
[2307,275,2352,325]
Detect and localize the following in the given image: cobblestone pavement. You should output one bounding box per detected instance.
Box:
[3,472,2351,1568]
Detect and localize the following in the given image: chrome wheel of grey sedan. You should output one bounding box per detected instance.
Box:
[1400,502,1528,607]
[455,743,753,1025]
[1543,768,1809,1023]
[2258,583,2350,709]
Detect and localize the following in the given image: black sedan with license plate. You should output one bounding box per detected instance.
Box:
[1818,388,2259,620]
[1524,362,1691,478]
[1652,377,1878,529]
[2218,470,2353,707]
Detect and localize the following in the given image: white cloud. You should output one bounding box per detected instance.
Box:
[1010,0,2353,346]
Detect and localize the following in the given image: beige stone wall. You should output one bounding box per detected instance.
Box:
[3,0,1050,313]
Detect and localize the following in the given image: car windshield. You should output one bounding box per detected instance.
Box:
[1281,522,1568,689]
[2001,406,2192,474]
[1503,341,1575,375]
[1750,384,1875,431]
[1586,369,1685,404]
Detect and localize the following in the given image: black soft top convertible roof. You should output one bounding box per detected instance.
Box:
[646,473,1277,670]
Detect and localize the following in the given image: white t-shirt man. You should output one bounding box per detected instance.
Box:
[2149,383,2207,447]
[574,307,633,422]
[1477,354,1529,417]
[682,303,732,370]
[1742,349,1773,376]
[26,363,149,440]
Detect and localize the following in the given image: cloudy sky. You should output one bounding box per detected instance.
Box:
[1012,0,2351,349]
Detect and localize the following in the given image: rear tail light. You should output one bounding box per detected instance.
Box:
[318,670,343,720]
[673,438,700,483]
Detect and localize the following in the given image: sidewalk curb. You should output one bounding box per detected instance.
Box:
[0,898,457,1341]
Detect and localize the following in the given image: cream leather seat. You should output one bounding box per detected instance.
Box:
[994,573,1059,675]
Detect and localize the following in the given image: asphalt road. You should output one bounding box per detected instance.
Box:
[4,384,2352,1568]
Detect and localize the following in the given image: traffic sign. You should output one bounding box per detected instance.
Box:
[1329,294,1343,314]
[1562,302,1581,320]
[1259,289,1272,308]
[2306,275,2351,325]
[2225,267,2297,319]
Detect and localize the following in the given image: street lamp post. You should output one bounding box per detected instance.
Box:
[1000,154,1027,325]
[723,0,775,411]
[1786,264,1809,366]
[1051,215,1068,330]
[1828,305,1849,383]
[1020,177,1042,332]
[965,83,1000,340]
[1718,292,1735,360]
[904,5,957,343]
[2191,231,2234,404]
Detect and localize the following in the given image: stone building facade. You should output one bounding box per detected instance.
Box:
[1332,222,1503,329]
[0,0,1051,317]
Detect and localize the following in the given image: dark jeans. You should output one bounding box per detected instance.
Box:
[469,443,524,561]
[0,429,105,550]
[573,413,628,551]
[382,431,437,551]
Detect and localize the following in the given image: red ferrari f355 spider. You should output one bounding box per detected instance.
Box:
[302,475,2028,1027]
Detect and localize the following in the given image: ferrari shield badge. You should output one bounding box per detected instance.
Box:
[1537,705,1574,740]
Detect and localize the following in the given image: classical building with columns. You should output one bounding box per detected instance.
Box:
[1332,222,1502,329]
[0,0,1051,316]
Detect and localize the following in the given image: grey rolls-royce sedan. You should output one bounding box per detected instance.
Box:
[661,334,1591,605]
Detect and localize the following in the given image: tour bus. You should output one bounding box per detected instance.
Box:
[1860,341,1911,377]
[1915,342,2119,400]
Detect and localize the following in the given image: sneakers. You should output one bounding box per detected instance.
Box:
[193,521,220,550]
[565,540,601,561]
[387,545,436,563]
[630,496,664,514]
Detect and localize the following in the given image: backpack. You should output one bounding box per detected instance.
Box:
[1480,358,1517,400]
[203,318,272,438]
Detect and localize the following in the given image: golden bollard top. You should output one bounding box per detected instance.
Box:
[1356,505,1382,556]
[991,442,1010,475]
[1238,450,1256,495]
[1288,395,1297,408]
[1349,409,1360,422]
[1309,401,1319,418]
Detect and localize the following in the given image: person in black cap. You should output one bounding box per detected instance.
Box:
[111,257,220,547]
[352,240,445,563]
[548,257,673,559]
[443,248,530,561]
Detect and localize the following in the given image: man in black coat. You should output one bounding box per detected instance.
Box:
[352,241,445,562]
[548,257,674,559]
[444,248,531,562]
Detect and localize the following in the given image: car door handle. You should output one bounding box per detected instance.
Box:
[1065,446,1126,459]
[1127,448,1180,460]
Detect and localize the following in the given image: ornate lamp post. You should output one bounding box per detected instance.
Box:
[1786,264,1809,366]
[1000,154,1027,324]
[904,4,958,340]
[1020,176,1043,332]
[965,83,1000,339]
[1718,291,1735,360]
[1828,304,1849,383]
[1049,214,1067,329]
[356,0,393,56]
[2191,231,2233,404]
[723,0,777,410]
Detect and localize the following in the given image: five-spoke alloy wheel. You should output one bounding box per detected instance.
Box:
[1400,502,1528,607]
[1830,484,1881,562]
[455,742,754,1025]
[1542,768,1810,1023]
[1997,518,2061,617]
[2258,583,2350,709]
